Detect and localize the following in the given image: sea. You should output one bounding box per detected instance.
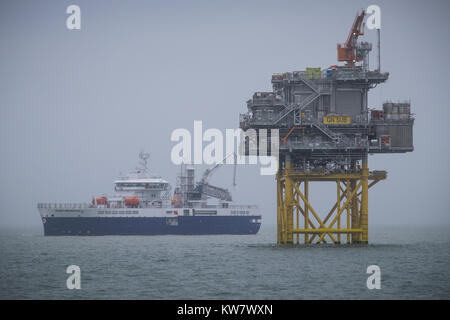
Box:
[0,224,449,299]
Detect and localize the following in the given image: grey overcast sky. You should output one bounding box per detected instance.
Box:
[0,0,449,229]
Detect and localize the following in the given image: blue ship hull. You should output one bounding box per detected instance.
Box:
[42,216,261,236]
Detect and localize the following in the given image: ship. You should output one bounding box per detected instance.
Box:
[37,152,261,236]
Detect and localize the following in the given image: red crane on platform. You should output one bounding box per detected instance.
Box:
[337,10,366,66]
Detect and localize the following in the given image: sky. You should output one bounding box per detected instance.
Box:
[0,0,449,229]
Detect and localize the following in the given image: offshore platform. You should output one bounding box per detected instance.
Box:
[239,10,414,244]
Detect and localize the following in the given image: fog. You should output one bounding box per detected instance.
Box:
[1,0,449,229]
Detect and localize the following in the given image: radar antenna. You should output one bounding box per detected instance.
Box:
[137,151,150,174]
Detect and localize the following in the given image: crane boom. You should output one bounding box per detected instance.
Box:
[196,153,237,201]
[337,10,366,66]
[200,152,237,186]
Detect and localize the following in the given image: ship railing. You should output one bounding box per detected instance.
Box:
[37,203,91,209]
[197,204,258,209]
[229,205,259,209]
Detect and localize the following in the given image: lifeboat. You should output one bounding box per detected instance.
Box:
[124,196,140,208]
[95,196,107,205]
[171,193,182,207]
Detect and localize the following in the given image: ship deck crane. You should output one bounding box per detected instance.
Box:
[200,152,237,186]
[197,153,237,201]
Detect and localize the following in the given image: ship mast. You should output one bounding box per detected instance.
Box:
[137,151,150,175]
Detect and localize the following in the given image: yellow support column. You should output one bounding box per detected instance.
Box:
[296,183,300,244]
[360,158,369,244]
[284,161,294,244]
[337,180,341,244]
[351,163,360,243]
[276,173,282,244]
[346,180,351,244]
[304,179,309,244]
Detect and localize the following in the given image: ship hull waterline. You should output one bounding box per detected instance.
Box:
[41,216,261,236]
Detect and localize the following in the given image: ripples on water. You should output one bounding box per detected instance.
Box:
[0,225,449,299]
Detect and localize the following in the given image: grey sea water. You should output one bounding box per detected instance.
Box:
[0,224,449,299]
